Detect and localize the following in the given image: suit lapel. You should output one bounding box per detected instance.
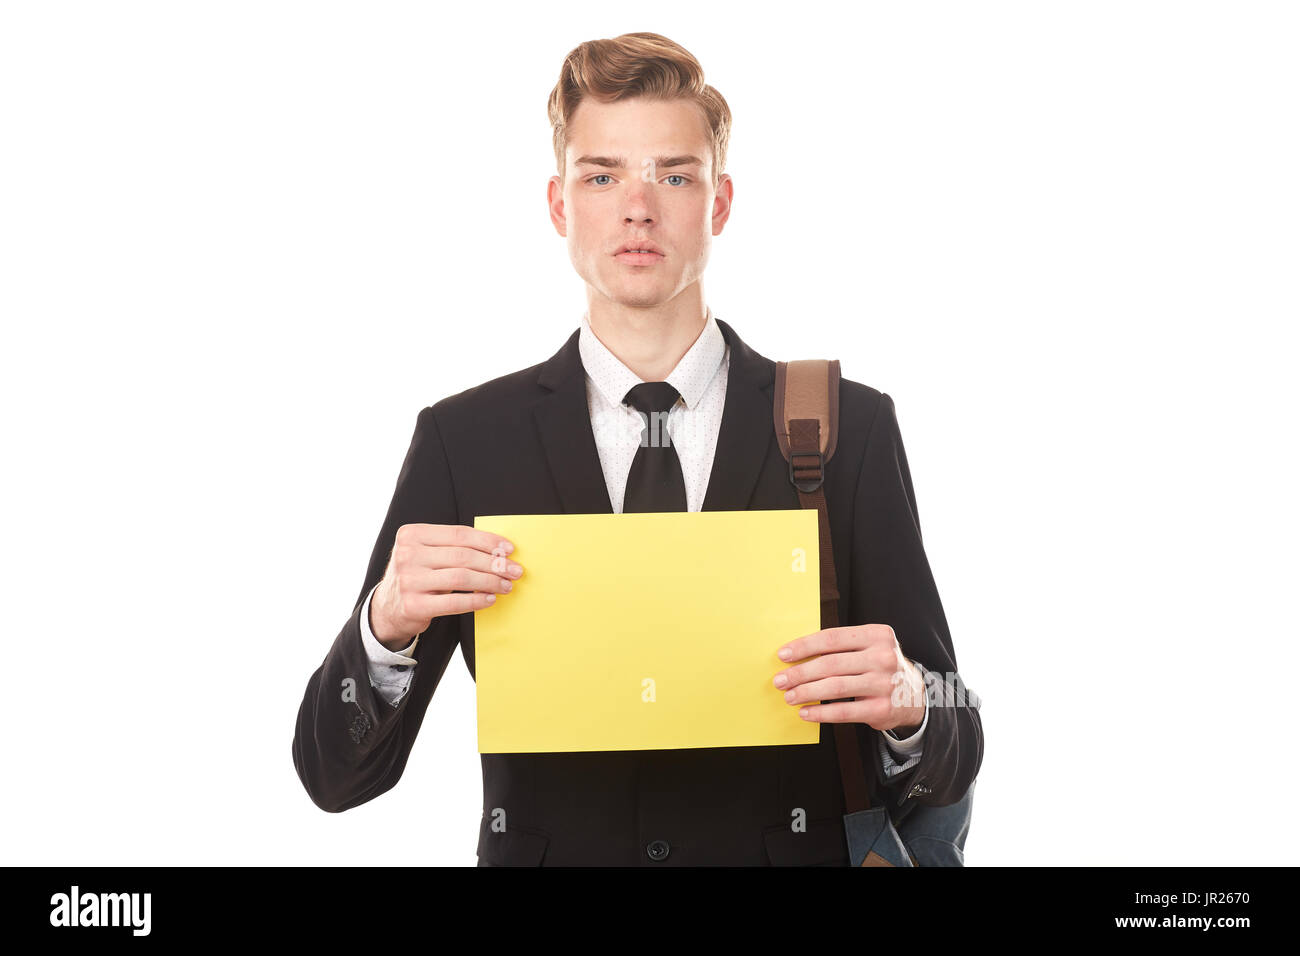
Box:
[534,327,615,515]
[701,318,776,512]
[533,317,776,515]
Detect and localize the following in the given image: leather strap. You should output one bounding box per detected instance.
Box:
[773,359,840,463]
[773,359,871,815]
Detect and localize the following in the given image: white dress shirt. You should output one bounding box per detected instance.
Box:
[356,308,927,776]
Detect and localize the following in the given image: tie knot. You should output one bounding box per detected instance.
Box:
[622,381,681,415]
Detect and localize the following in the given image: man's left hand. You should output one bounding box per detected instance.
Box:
[773,623,925,733]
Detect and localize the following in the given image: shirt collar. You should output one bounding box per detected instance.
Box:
[578,306,726,412]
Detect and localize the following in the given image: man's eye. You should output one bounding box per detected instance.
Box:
[588,174,613,186]
[665,175,690,186]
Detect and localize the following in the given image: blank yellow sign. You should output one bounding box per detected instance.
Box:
[473,509,822,753]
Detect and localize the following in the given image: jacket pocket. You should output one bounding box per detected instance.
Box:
[476,816,551,866]
[762,817,850,866]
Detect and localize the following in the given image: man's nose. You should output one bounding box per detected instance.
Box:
[621,182,657,219]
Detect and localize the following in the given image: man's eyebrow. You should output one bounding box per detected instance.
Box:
[573,154,705,170]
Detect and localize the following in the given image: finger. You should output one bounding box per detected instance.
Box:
[419,545,524,580]
[774,649,872,691]
[396,565,515,597]
[776,625,870,665]
[428,566,518,595]
[797,697,890,725]
[423,590,502,618]
[780,672,893,707]
[485,550,524,578]
[397,523,514,557]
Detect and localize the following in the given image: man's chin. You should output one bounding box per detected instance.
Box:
[605,283,674,310]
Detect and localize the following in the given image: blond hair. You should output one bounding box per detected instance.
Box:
[547,32,732,191]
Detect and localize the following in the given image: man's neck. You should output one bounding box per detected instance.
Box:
[586,297,709,382]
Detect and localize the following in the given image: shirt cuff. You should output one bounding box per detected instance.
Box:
[360,582,419,706]
[878,733,923,779]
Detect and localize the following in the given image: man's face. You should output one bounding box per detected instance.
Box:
[549,96,732,311]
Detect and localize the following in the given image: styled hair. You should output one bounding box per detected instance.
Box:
[547,32,732,191]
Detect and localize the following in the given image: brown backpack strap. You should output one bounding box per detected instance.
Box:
[773,359,872,815]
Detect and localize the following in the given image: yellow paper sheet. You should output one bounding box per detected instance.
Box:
[473,509,822,753]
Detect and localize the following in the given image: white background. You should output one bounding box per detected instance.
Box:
[2,0,1296,866]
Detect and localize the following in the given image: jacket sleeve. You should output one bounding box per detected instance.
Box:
[847,391,984,808]
[292,404,464,812]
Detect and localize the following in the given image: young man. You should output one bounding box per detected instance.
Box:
[292,31,983,866]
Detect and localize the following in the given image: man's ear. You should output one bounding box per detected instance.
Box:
[711,172,734,236]
[547,175,567,237]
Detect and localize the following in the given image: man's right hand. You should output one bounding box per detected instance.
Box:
[369,524,523,650]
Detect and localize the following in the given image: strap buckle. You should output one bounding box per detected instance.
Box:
[788,449,825,493]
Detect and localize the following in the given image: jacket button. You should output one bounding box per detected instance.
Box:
[646,839,670,862]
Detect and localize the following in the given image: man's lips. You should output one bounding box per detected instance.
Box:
[614,250,665,265]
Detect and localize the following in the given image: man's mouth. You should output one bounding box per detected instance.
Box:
[614,241,665,265]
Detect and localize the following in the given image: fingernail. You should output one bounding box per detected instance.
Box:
[486,594,496,604]
[501,579,512,592]
[502,541,514,555]
[508,563,522,577]
[778,648,792,661]
[785,691,795,703]
[773,674,788,688]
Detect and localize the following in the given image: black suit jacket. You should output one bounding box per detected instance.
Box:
[292,318,983,865]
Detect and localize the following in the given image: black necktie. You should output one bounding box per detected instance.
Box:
[621,382,688,513]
